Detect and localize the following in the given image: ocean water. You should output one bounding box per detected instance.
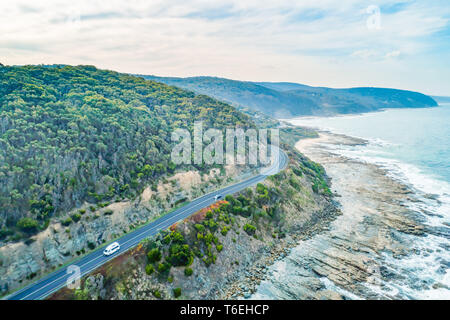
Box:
[252,105,450,300]
[287,105,450,229]
[288,105,450,183]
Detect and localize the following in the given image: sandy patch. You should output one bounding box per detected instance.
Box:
[141,187,154,203]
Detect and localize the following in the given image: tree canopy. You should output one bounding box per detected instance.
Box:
[0,65,251,238]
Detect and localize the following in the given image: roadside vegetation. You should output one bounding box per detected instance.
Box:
[53,146,333,300]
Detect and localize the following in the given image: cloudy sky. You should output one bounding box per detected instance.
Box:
[1,0,449,95]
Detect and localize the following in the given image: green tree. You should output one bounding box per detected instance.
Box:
[16,217,39,233]
[173,287,182,298]
[184,267,193,277]
[147,248,162,263]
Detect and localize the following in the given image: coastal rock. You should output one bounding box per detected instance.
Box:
[84,274,106,300]
[247,132,445,300]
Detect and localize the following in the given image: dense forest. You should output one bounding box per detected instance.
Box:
[0,65,251,240]
[141,75,438,117]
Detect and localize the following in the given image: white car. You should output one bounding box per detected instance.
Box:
[103,242,120,256]
[214,194,222,201]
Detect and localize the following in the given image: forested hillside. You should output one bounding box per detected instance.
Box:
[141,76,310,118]
[0,65,251,240]
[142,75,437,117]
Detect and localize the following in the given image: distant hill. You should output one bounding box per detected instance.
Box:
[255,82,311,92]
[140,75,438,118]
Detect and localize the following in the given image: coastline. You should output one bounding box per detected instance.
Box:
[28,129,449,300]
[247,131,449,299]
[221,200,340,300]
[280,104,442,123]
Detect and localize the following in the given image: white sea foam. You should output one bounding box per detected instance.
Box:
[312,129,450,299]
[257,108,450,299]
[327,141,450,227]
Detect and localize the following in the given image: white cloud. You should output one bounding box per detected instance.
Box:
[0,0,449,95]
[385,50,401,59]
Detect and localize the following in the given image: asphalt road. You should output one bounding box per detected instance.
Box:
[6,148,288,300]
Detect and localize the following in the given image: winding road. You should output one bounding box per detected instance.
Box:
[5,147,288,300]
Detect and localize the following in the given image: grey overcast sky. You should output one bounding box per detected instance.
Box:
[1,0,449,95]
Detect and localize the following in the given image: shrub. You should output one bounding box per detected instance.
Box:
[74,288,89,300]
[72,213,82,222]
[147,248,162,263]
[87,242,96,250]
[173,287,182,298]
[184,267,193,277]
[0,228,13,240]
[145,264,154,275]
[289,177,301,189]
[61,217,73,226]
[99,202,110,208]
[216,244,223,252]
[243,223,256,235]
[204,232,214,245]
[256,183,267,195]
[293,167,303,177]
[221,226,230,236]
[194,224,205,233]
[24,238,36,245]
[168,244,193,266]
[171,231,185,243]
[78,209,86,215]
[157,262,171,273]
[312,181,319,193]
[104,209,114,216]
[153,290,161,299]
[16,218,39,233]
[205,218,218,231]
[193,247,203,258]
[162,233,171,244]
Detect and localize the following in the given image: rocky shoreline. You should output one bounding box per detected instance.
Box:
[221,203,340,299]
[230,132,449,300]
[42,131,449,300]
